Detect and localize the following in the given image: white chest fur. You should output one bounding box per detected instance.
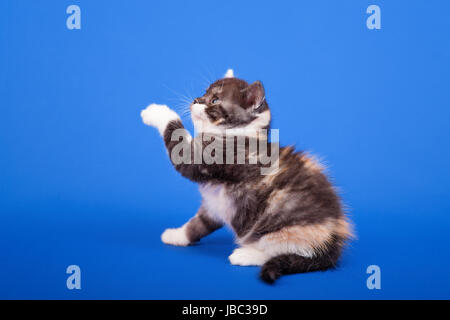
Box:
[199,183,236,225]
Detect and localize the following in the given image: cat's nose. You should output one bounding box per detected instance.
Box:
[193,97,205,104]
[191,98,200,110]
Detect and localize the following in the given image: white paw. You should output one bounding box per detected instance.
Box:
[228,247,268,266]
[140,103,180,135]
[161,227,190,247]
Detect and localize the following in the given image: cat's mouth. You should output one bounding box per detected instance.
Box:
[190,103,207,121]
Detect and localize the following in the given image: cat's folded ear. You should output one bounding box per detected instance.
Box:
[242,81,265,109]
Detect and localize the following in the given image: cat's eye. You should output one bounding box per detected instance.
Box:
[211,97,220,104]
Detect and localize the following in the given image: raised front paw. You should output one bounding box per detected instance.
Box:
[140,103,180,135]
[161,227,191,247]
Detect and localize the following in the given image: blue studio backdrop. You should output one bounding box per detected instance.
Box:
[1,0,450,299]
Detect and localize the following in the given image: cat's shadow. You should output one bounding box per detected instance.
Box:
[93,222,236,260]
[187,233,236,260]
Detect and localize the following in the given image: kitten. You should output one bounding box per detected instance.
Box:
[141,69,353,283]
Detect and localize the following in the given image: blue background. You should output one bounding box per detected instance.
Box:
[1,0,449,299]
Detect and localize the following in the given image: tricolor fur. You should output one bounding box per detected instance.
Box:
[141,70,353,283]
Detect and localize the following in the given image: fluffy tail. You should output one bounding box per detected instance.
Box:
[260,253,339,284]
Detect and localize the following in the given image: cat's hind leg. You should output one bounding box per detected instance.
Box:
[161,205,222,246]
[228,247,269,266]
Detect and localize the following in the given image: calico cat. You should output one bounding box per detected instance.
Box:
[141,69,353,283]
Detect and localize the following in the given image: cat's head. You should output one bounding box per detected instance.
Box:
[190,69,271,134]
